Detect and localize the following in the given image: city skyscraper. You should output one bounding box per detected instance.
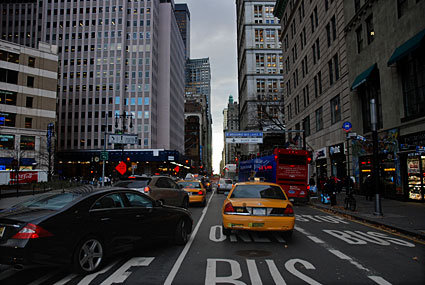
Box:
[235,0,285,156]
[174,3,190,59]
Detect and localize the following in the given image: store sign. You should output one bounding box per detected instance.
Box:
[314,147,327,161]
[329,143,344,156]
[9,171,38,184]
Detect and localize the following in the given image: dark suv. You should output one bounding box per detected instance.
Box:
[114,175,189,208]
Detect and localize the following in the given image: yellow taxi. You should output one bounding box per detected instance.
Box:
[177,180,207,207]
[222,181,295,238]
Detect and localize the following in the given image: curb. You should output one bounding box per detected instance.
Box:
[309,202,425,242]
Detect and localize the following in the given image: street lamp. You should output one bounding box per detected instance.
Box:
[370,99,383,216]
[114,112,134,162]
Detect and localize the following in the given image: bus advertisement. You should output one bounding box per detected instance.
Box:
[238,148,311,202]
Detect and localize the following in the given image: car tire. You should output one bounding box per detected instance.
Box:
[222,224,231,236]
[181,197,189,209]
[174,218,190,245]
[72,236,104,274]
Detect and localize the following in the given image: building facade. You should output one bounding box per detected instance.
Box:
[185,57,212,174]
[236,0,285,156]
[0,39,58,173]
[174,3,190,60]
[275,0,351,180]
[224,95,239,165]
[345,0,425,201]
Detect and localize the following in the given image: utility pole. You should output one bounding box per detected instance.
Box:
[371,99,383,216]
[102,115,107,187]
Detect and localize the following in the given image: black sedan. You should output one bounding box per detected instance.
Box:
[0,186,193,274]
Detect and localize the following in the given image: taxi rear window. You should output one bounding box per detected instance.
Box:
[230,185,286,200]
[178,182,201,188]
[224,179,233,184]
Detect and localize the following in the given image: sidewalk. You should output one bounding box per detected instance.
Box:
[309,192,425,241]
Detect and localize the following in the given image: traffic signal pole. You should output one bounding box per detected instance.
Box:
[102,115,107,187]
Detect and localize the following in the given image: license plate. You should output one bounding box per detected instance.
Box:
[253,208,266,216]
[0,226,5,238]
[288,190,295,194]
[249,223,264,227]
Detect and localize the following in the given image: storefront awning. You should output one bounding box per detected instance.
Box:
[351,64,377,90]
[0,157,13,165]
[20,158,36,166]
[387,28,425,66]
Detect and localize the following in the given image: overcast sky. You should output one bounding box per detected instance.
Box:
[176,0,238,174]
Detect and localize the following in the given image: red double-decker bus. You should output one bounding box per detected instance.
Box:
[238,148,312,202]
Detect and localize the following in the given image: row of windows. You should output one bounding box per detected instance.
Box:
[45,18,151,29]
[0,134,35,151]
[46,31,151,41]
[62,70,150,80]
[0,112,33,129]
[59,138,149,149]
[61,110,149,120]
[61,84,150,93]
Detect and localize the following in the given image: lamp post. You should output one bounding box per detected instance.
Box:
[114,112,134,162]
[370,99,383,216]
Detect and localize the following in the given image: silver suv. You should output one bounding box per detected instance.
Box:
[114,175,189,208]
[217,179,233,194]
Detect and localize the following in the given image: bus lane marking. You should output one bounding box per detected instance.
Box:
[100,257,154,285]
[296,226,392,284]
[164,190,215,285]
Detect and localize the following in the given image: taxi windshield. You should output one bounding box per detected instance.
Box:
[178,181,202,188]
[230,185,286,200]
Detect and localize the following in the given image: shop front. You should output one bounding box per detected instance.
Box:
[399,130,425,202]
[329,143,346,179]
[314,147,327,187]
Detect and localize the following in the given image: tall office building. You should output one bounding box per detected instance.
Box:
[275,0,351,179]
[236,0,285,156]
[185,57,212,174]
[0,40,58,172]
[224,95,239,165]
[1,0,187,177]
[174,3,190,59]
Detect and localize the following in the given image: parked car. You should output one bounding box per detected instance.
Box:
[217,178,234,194]
[0,186,193,274]
[177,180,207,207]
[222,182,295,238]
[114,175,189,208]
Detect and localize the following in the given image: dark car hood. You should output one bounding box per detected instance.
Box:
[0,207,55,223]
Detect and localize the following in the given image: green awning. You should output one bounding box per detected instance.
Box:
[387,29,425,66]
[351,64,377,90]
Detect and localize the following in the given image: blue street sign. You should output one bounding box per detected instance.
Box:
[342,121,352,132]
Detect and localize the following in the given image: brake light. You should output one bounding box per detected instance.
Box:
[218,184,220,187]
[128,176,136,179]
[224,202,235,213]
[198,190,204,195]
[144,186,150,193]
[12,223,53,239]
[307,185,310,190]
[284,205,294,215]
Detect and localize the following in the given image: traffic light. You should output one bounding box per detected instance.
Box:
[127,157,130,162]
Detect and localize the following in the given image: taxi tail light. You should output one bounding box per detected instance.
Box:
[224,202,235,213]
[198,190,203,195]
[284,205,294,215]
[218,184,220,188]
[144,186,150,193]
[12,223,53,239]
[307,185,310,190]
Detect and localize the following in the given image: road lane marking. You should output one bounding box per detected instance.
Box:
[307,236,324,244]
[266,260,287,285]
[76,260,118,285]
[247,259,262,285]
[328,250,369,271]
[164,190,215,285]
[100,257,154,285]
[285,259,322,285]
[368,276,392,285]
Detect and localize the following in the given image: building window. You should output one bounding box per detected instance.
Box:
[328,59,334,86]
[356,25,363,53]
[0,90,17,105]
[28,56,35,67]
[20,135,35,150]
[316,107,323,131]
[366,15,374,44]
[26,96,33,108]
[330,95,341,124]
[27,76,34,87]
[397,0,408,18]
[400,49,425,120]
[0,134,14,149]
[302,116,310,137]
[25,117,32,128]
[359,69,383,132]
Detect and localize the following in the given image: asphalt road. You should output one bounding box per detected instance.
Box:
[1,188,424,285]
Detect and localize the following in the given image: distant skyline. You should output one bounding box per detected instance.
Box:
[176,0,238,173]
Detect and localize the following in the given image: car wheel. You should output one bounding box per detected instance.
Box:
[222,224,231,236]
[174,218,190,245]
[181,197,189,209]
[72,236,104,274]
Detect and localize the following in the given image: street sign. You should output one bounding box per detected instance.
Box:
[108,134,138,144]
[225,131,263,144]
[342,121,352,132]
[100,151,108,161]
[115,161,127,175]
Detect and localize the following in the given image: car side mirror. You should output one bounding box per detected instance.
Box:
[155,200,164,207]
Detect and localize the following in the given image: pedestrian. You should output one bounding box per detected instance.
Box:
[326,176,337,206]
[365,175,374,201]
